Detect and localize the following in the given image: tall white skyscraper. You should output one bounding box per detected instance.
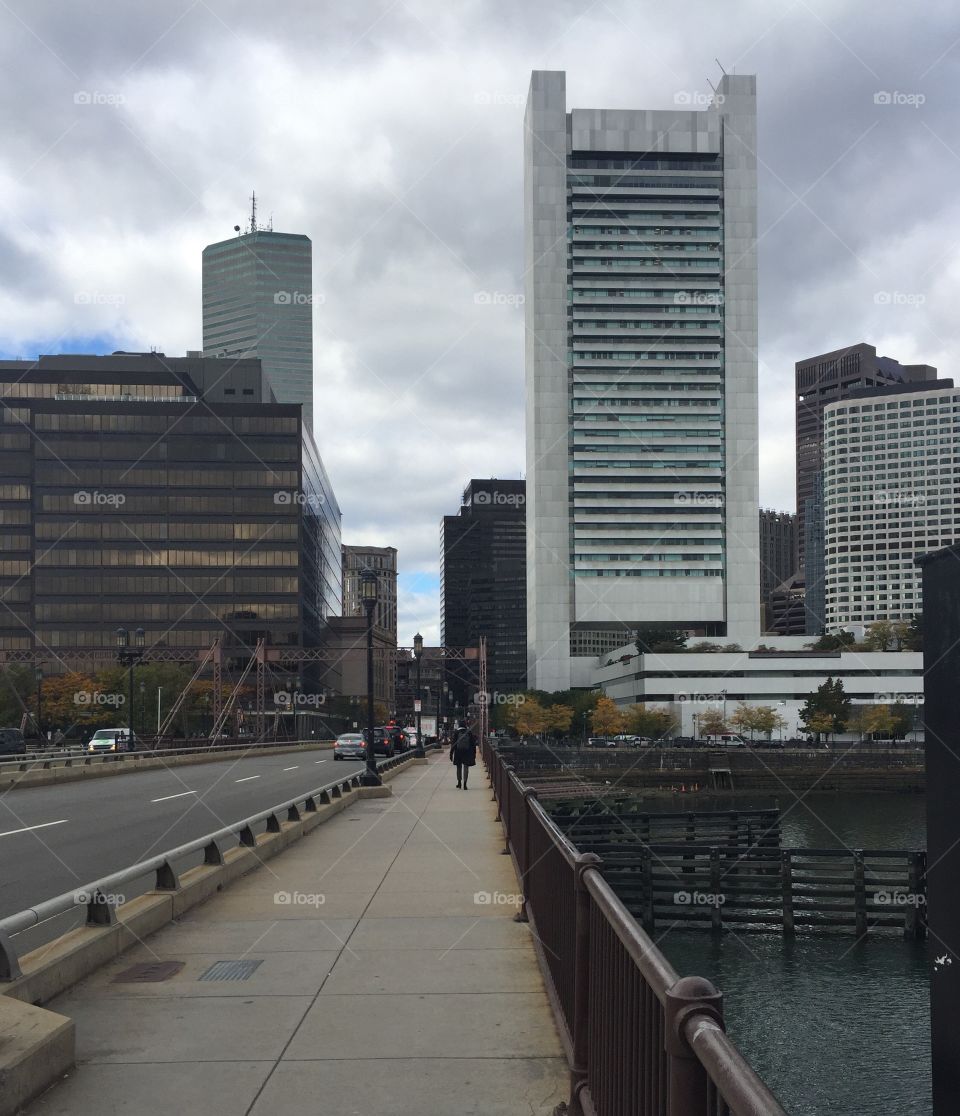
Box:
[202,207,314,428]
[822,381,959,631]
[524,70,760,691]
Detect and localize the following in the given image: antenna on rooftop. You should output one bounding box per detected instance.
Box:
[715,58,727,75]
[248,190,258,234]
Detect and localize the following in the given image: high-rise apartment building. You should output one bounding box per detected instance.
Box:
[795,343,937,569]
[822,380,958,631]
[524,71,760,691]
[759,509,795,628]
[441,479,526,703]
[341,544,398,643]
[202,215,314,428]
[0,353,341,663]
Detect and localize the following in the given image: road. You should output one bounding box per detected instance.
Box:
[0,746,368,919]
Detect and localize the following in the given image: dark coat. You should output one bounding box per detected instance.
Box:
[449,731,478,767]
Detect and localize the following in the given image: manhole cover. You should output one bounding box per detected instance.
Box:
[112,961,184,983]
[198,959,263,981]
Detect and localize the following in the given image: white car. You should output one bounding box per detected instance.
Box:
[333,732,366,760]
[86,728,137,754]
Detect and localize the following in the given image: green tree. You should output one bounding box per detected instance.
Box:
[729,702,758,739]
[862,620,897,651]
[508,696,551,738]
[889,700,915,739]
[688,641,723,653]
[809,630,856,651]
[699,707,728,737]
[545,704,574,738]
[863,704,895,738]
[799,676,850,741]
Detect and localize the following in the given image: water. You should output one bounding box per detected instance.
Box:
[655,793,931,1115]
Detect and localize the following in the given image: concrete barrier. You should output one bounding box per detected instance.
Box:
[0,753,417,1115]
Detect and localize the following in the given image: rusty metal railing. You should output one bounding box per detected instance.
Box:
[482,735,788,1116]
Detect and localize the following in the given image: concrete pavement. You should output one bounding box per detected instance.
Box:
[27,752,567,1115]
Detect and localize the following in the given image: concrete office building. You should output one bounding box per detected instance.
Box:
[202,212,315,428]
[341,544,398,644]
[524,71,760,692]
[593,641,923,739]
[0,352,341,664]
[795,343,937,570]
[441,479,526,704]
[759,510,796,630]
[803,474,826,634]
[822,381,959,632]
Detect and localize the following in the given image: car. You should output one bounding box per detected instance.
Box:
[362,727,395,757]
[333,732,367,760]
[587,736,613,748]
[0,728,26,756]
[707,733,747,748]
[384,725,408,753]
[86,728,137,754]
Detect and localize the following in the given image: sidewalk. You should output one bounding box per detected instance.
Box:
[28,754,567,1115]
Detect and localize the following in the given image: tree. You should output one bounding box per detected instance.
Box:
[729,702,758,739]
[862,620,896,652]
[799,676,850,741]
[698,707,728,737]
[804,710,835,741]
[770,711,788,740]
[590,696,624,736]
[863,704,895,738]
[688,641,723,653]
[545,704,574,738]
[809,630,856,651]
[509,696,551,738]
[634,626,687,654]
[889,700,914,739]
[623,702,675,739]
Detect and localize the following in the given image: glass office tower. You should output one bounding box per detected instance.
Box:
[524,71,760,691]
[202,230,315,429]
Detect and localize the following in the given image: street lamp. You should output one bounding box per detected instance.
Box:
[35,665,43,743]
[359,568,381,786]
[116,627,145,741]
[139,680,146,734]
[413,633,425,757]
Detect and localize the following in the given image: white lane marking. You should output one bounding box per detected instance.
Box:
[151,791,197,803]
[0,819,68,839]
[314,760,327,764]
[283,766,299,771]
[235,775,260,783]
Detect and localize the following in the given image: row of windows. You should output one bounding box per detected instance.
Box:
[35,602,299,621]
[575,553,723,562]
[574,351,720,361]
[571,289,722,302]
[568,175,719,190]
[35,574,298,595]
[36,468,299,487]
[575,460,724,470]
[572,225,720,237]
[0,485,29,499]
[575,569,723,577]
[31,414,298,433]
[570,209,717,221]
[573,241,720,253]
[36,548,299,567]
[35,521,297,541]
[34,629,297,648]
[0,382,185,399]
[38,495,302,514]
[573,259,720,270]
[573,320,719,330]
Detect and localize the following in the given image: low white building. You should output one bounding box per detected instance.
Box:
[589,643,924,738]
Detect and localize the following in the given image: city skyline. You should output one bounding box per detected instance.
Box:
[1,2,957,643]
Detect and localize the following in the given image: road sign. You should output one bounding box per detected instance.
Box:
[414,700,422,712]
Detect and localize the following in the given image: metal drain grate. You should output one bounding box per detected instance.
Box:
[198,959,263,982]
[112,961,184,983]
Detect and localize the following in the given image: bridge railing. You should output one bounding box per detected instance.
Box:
[483,735,788,1116]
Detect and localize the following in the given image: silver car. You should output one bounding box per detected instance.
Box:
[333,732,367,760]
[86,728,137,754]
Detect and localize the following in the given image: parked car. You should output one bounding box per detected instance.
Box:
[333,732,367,760]
[587,736,614,748]
[707,733,747,748]
[86,728,137,754]
[0,728,26,756]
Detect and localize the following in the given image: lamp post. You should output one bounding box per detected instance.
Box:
[139,680,146,735]
[35,665,43,743]
[413,633,425,757]
[437,682,444,743]
[116,627,145,742]
[359,568,381,786]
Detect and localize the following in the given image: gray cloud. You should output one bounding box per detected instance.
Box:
[1,0,958,636]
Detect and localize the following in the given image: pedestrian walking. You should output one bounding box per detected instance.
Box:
[449,720,478,789]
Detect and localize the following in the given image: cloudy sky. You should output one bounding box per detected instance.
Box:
[1,0,957,642]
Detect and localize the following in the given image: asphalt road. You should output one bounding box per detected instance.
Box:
[0,746,368,919]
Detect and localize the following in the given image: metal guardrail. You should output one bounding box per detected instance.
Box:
[0,737,334,774]
[482,736,788,1116]
[0,749,417,982]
